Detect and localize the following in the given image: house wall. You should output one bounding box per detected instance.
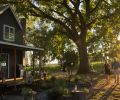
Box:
[0,47,23,78]
[0,8,23,45]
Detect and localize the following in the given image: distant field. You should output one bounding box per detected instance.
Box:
[91,61,104,72]
[44,64,61,74]
[44,61,104,74]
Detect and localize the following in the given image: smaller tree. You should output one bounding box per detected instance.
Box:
[62,50,78,76]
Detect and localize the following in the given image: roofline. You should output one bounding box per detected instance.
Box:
[0,41,44,51]
[0,5,9,14]
[0,5,23,30]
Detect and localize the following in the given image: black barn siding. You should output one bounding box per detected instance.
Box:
[0,8,23,45]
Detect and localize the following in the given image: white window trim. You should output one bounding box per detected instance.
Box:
[3,24,15,42]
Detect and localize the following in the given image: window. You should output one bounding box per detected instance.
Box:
[3,25,15,41]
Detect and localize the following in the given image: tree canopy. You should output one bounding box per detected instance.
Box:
[25,19,75,64]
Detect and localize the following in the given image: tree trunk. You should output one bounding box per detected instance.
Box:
[76,38,90,74]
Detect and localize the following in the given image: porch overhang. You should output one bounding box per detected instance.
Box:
[0,41,44,51]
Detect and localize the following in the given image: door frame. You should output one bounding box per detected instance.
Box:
[0,53,9,78]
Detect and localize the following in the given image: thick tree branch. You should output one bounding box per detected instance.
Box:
[49,9,72,23]
[87,32,104,46]
[0,0,26,4]
[70,0,86,31]
[85,0,90,18]
[29,1,78,41]
[87,11,114,30]
[69,0,75,5]
[62,0,80,37]
[63,0,74,17]
[58,28,77,42]
[28,1,73,34]
[86,18,97,29]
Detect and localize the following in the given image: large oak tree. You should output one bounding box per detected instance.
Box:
[1,0,120,74]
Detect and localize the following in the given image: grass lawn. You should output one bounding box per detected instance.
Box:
[44,64,61,74]
[91,61,104,72]
[45,61,104,73]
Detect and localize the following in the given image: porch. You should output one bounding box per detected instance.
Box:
[0,77,41,86]
[0,41,43,86]
[0,77,23,86]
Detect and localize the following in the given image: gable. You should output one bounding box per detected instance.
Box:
[0,5,23,31]
[0,6,24,44]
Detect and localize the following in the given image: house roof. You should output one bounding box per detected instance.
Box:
[0,41,44,51]
[0,5,23,30]
[0,5,8,12]
[0,5,43,51]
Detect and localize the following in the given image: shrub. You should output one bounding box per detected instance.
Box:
[21,88,33,96]
[62,50,78,76]
[40,82,52,90]
[47,88,63,100]
[47,79,67,100]
[25,66,33,71]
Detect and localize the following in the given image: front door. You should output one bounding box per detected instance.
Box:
[0,53,9,78]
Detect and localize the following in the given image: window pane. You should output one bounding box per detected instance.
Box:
[9,32,14,40]
[4,32,9,39]
[5,26,9,33]
[10,28,14,33]
[4,26,9,39]
[4,26,9,40]
[4,25,15,41]
[9,28,15,40]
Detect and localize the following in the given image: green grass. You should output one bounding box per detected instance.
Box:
[44,61,104,74]
[44,64,61,74]
[91,61,104,72]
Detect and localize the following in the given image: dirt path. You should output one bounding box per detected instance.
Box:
[89,76,120,100]
[50,71,120,100]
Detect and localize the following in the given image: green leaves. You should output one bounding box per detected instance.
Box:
[63,50,78,69]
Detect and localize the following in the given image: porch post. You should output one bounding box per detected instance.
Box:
[14,49,16,88]
[0,48,4,83]
[32,51,35,76]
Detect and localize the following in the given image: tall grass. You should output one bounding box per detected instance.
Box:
[44,62,104,74]
[91,61,104,72]
[44,64,61,74]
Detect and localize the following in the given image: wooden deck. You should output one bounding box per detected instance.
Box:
[0,77,24,87]
[0,77,41,86]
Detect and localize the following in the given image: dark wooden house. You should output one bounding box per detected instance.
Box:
[0,5,43,81]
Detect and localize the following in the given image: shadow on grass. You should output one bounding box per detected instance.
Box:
[109,84,120,99]
[98,84,117,100]
[88,82,108,99]
[88,82,118,100]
